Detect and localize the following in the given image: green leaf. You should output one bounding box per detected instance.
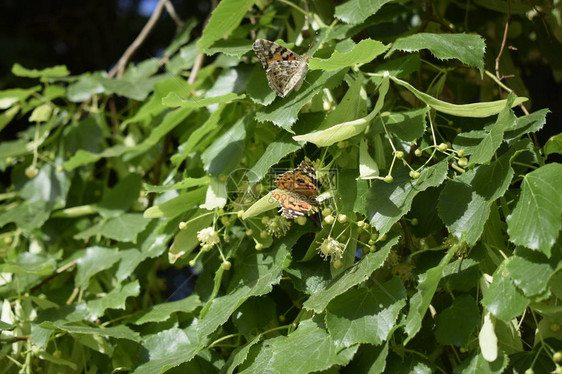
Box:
[223,336,261,374]
[505,246,559,297]
[124,107,194,159]
[38,351,77,370]
[75,246,121,288]
[374,55,421,78]
[435,295,480,347]
[438,154,513,244]
[293,76,388,146]
[545,133,562,156]
[206,38,253,57]
[196,232,299,340]
[454,101,516,164]
[241,192,279,219]
[478,312,498,362]
[320,75,367,130]
[504,108,549,141]
[246,65,276,106]
[197,0,255,51]
[133,327,202,374]
[309,39,389,71]
[144,177,211,193]
[171,104,226,166]
[134,295,201,324]
[143,186,207,219]
[86,281,140,319]
[325,277,406,348]
[359,139,379,179]
[66,72,105,102]
[385,107,429,141]
[389,33,486,75]
[403,244,457,343]
[39,321,140,342]
[0,200,51,232]
[335,0,393,24]
[18,163,71,209]
[29,104,52,122]
[244,319,357,373]
[0,105,19,132]
[97,173,143,218]
[255,69,347,131]
[506,163,562,257]
[168,211,214,263]
[347,343,389,374]
[441,258,481,292]
[457,352,508,374]
[201,115,249,177]
[0,85,40,109]
[0,252,56,276]
[74,213,150,243]
[94,63,163,101]
[63,145,127,171]
[303,232,398,313]
[232,297,277,338]
[200,179,227,210]
[481,261,529,321]
[11,63,70,79]
[368,161,448,238]
[389,75,527,117]
[0,321,14,330]
[162,92,244,108]
[248,132,302,182]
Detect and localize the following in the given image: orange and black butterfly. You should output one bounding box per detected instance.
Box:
[270,160,321,219]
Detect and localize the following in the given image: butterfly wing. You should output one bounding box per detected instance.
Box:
[275,160,319,198]
[271,190,313,219]
[253,39,309,97]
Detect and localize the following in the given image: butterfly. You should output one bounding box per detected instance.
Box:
[270,160,321,219]
[253,39,310,98]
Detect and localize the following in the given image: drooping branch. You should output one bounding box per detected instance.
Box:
[495,0,515,81]
[108,0,178,78]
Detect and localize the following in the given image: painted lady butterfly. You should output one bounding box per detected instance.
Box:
[253,39,310,98]
[271,160,321,219]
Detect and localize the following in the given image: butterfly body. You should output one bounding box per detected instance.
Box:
[253,39,310,98]
[271,160,320,219]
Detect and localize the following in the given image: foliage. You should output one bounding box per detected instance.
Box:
[1,0,562,373]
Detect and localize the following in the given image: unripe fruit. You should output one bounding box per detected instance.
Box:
[25,165,38,178]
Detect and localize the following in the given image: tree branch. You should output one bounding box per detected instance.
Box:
[495,0,515,81]
[108,0,169,78]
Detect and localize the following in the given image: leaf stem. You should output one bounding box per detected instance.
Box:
[277,0,307,15]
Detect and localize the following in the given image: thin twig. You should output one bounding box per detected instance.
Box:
[188,54,205,85]
[485,70,529,115]
[108,0,169,78]
[31,261,77,292]
[187,0,218,85]
[164,0,185,30]
[495,0,515,81]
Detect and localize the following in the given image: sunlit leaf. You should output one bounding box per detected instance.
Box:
[507,163,562,257]
[389,33,486,74]
[309,39,388,71]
